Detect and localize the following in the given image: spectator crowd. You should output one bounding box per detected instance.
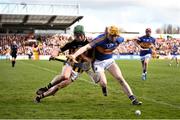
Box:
[0,33,180,56]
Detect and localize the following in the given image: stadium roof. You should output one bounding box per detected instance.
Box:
[0,3,83,30]
[0,14,83,30]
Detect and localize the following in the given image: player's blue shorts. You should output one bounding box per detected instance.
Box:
[171,52,178,55]
[140,49,152,61]
[140,49,152,56]
[171,54,178,59]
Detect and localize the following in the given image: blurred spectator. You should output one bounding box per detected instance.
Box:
[0,33,180,56]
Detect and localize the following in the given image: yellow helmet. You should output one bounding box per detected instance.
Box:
[107,25,120,36]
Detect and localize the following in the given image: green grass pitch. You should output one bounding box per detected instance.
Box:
[0,59,180,119]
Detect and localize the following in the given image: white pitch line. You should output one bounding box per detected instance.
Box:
[21,61,180,109]
[20,61,58,74]
[142,96,180,109]
[79,78,180,109]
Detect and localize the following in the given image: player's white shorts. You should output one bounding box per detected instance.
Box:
[65,63,79,81]
[5,53,11,59]
[171,55,178,59]
[140,54,151,61]
[71,70,79,81]
[93,58,114,72]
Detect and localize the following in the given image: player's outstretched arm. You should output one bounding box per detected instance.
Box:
[74,43,92,58]
[49,47,61,61]
[128,37,144,51]
[67,43,93,62]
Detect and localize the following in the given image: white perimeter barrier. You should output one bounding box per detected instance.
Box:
[0,55,51,60]
[0,55,180,60]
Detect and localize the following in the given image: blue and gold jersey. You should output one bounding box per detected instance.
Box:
[138,35,155,49]
[92,34,124,60]
[138,35,156,56]
[171,45,178,55]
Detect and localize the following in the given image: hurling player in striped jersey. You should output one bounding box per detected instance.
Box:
[134,28,156,80]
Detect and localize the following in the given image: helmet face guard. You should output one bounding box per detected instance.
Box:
[106,25,120,36]
[105,26,120,42]
[145,28,151,33]
[145,28,151,37]
[74,33,85,40]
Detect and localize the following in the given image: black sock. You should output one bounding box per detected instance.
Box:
[102,86,107,96]
[129,95,136,101]
[47,83,53,89]
[12,61,15,67]
[143,69,146,73]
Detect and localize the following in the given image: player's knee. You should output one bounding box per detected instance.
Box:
[55,75,62,80]
[57,80,71,88]
[56,74,61,78]
[61,75,70,81]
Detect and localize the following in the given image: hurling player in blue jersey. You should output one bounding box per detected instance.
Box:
[169,42,179,67]
[67,25,142,105]
[135,28,156,80]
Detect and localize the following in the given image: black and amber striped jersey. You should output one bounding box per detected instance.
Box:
[60,39,91,72]
[60,39,88,54]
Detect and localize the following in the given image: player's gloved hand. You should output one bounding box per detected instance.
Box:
[66,55,78,63]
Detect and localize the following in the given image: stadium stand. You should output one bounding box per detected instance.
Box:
[0,3,180,59]
[0,2,82,59]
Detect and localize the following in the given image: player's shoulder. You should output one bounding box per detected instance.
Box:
[92,33,106,43]
[94,33,106,40]
[68,39,81,45]
[139,35,146,39]
[150,36,156,40]
[139,35,155,40]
